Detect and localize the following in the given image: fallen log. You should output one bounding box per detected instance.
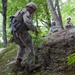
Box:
[42,27,75,72]
[44,27,75,46]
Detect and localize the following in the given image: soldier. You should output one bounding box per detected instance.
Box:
[50,20,61,33]
[9,2,39,69]
[65,16,74,29]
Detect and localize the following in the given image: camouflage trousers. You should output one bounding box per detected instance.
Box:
[14,30,35,66]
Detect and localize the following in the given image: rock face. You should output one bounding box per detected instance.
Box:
[43,27,75,72]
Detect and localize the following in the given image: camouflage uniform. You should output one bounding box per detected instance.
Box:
[12,3,37,67]
[65,17,74,29]
[50,26,60,32]
[65,22,74,29]
[50,21,61,33]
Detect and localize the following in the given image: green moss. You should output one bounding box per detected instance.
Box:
[0,43,18,75]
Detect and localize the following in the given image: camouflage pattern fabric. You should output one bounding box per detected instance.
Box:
[13,8,37,67]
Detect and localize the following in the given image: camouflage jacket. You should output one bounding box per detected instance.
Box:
[65,22,74,27]
[14,8,37,32]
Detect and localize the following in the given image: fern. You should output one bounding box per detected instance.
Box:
[67,53,75,65]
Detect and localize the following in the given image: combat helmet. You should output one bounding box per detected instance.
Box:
[26,2,37,11]
[66,16,71,20]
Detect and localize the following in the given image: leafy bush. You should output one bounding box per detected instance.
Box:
[31,27,48,50]
[67,53,75,65]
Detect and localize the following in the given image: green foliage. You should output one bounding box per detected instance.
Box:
[67,53,75,65]
[30,27,48,50]
[0,0,2,12]
[5,0,51,41]
[0,13,3,37]
[0,43,3,48]
[7,0,27,16]
[61,0,75,26]
[0,43,17,75]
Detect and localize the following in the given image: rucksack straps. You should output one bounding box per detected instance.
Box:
[9,16,22,35]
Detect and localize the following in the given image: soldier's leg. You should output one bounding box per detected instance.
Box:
[16,46,25,60]
[26,36,42,71]
[15,46,26,68]
[27,47,35,66]
[13,33,26,68]
[23,32,35,67]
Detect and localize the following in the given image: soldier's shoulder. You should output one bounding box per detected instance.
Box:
[21,8,28,14]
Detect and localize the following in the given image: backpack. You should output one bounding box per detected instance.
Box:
[9,9,29,35]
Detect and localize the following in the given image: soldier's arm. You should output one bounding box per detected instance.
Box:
[23,12,38,32]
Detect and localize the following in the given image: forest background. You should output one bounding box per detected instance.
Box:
[0,0,75,48]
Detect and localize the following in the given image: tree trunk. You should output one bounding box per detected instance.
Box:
[46,0,63,29]
[35,13,38,36]
[44,4,51,27]
[55,0,63,29]
[2,0,7,47]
